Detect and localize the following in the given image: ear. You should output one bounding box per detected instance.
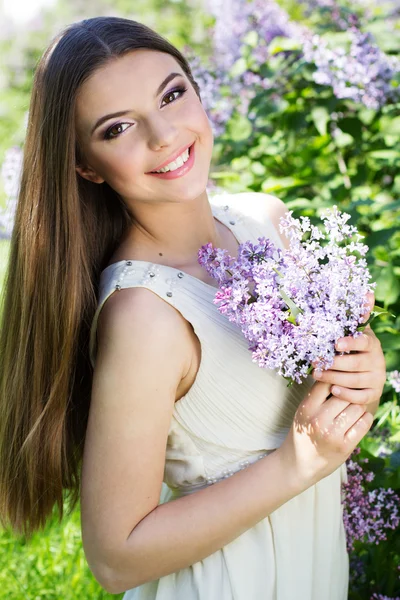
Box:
[75,164,105,184]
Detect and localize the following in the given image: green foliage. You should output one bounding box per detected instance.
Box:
[0,501,122,599]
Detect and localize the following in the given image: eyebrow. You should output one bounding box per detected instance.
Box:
[90,72,183,135]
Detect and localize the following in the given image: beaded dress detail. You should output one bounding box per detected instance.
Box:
[90,192,349,600]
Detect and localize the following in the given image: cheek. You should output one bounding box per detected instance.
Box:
[92,143,144,182]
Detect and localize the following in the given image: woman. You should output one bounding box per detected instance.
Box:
[0,16,386,600]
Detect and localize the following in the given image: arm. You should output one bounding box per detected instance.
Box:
[81,286,372,594]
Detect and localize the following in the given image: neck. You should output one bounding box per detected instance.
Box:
[120,191,226,268]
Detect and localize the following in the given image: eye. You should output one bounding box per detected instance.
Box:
[104,122,132,140]
[161,85,188,107]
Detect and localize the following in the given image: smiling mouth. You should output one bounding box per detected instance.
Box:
[149,144,193,174]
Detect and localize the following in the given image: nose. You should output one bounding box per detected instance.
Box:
[146,114,179,151]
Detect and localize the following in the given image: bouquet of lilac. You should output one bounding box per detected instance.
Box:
[198,206,377,385]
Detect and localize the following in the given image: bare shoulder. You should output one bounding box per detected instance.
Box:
[240,192,289,249]
[97,285,190,352]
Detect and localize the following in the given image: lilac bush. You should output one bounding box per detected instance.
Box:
[342,448,400,553]
[300,27,400,110]
[198,207,374,385]
[192,0,400,137]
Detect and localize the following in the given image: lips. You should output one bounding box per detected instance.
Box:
[147,142,193,173]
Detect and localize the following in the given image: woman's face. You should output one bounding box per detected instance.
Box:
[75,49,213,206]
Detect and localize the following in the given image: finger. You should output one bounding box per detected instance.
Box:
[307,395,350,435]
[359,291,375,323]
[335,330,374,353]
[333,403,367,432]
[298,382,332,416]
[313,369,371,389]
[330,386,377,405]
[330,352,370,373]
[344,411,374,446]
[313,396,351,429]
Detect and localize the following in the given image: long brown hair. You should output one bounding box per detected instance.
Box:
[0,16,201,538]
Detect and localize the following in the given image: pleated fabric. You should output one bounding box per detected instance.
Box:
[90,192,349,600]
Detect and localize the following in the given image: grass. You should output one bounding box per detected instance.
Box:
[0,503,124,600]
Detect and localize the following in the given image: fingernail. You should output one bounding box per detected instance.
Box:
[313,370,322,379]
[332,386,341,396]
[336,341,346,351]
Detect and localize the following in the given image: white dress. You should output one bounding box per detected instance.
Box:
[90,192,349,600]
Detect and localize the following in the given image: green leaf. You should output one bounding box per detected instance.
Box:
[366,227,400,248]
[389,430,400,443]
[250,161,267,176]
[380,115,400,136]
[334,129,354,148]
[261,176,307,192]
[311,106,330,136]
[243,30,258,48]
[285,198,313,210]
[358,305,394,330]
[374,263,400,307]
[268,36,302,55]
[376,332,400,350]
[229,57,248,78]
[280,287,303,319]
[367,150,400,163]
[383,349,400,371]
[209,171,239,180]
[227,114,253,142]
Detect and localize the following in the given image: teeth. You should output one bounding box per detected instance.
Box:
[153,147,190,173]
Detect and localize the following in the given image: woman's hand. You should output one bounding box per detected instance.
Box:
[311,292,386,417]
[280,381,374,486]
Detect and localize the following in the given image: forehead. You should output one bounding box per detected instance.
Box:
[75,49,184,127]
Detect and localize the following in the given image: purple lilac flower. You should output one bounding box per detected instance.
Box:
[388,370,400,394]
[370,595,400,600]
[199,207,375,384]
[342,448,400,553]
[300,27,400,109]
[349,553,367,588]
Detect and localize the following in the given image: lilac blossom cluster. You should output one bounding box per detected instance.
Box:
[198,207,374,384]
[387,370,400,394]
[342,448,400,553]
[298,27,400,110]
[202,0,302,71]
